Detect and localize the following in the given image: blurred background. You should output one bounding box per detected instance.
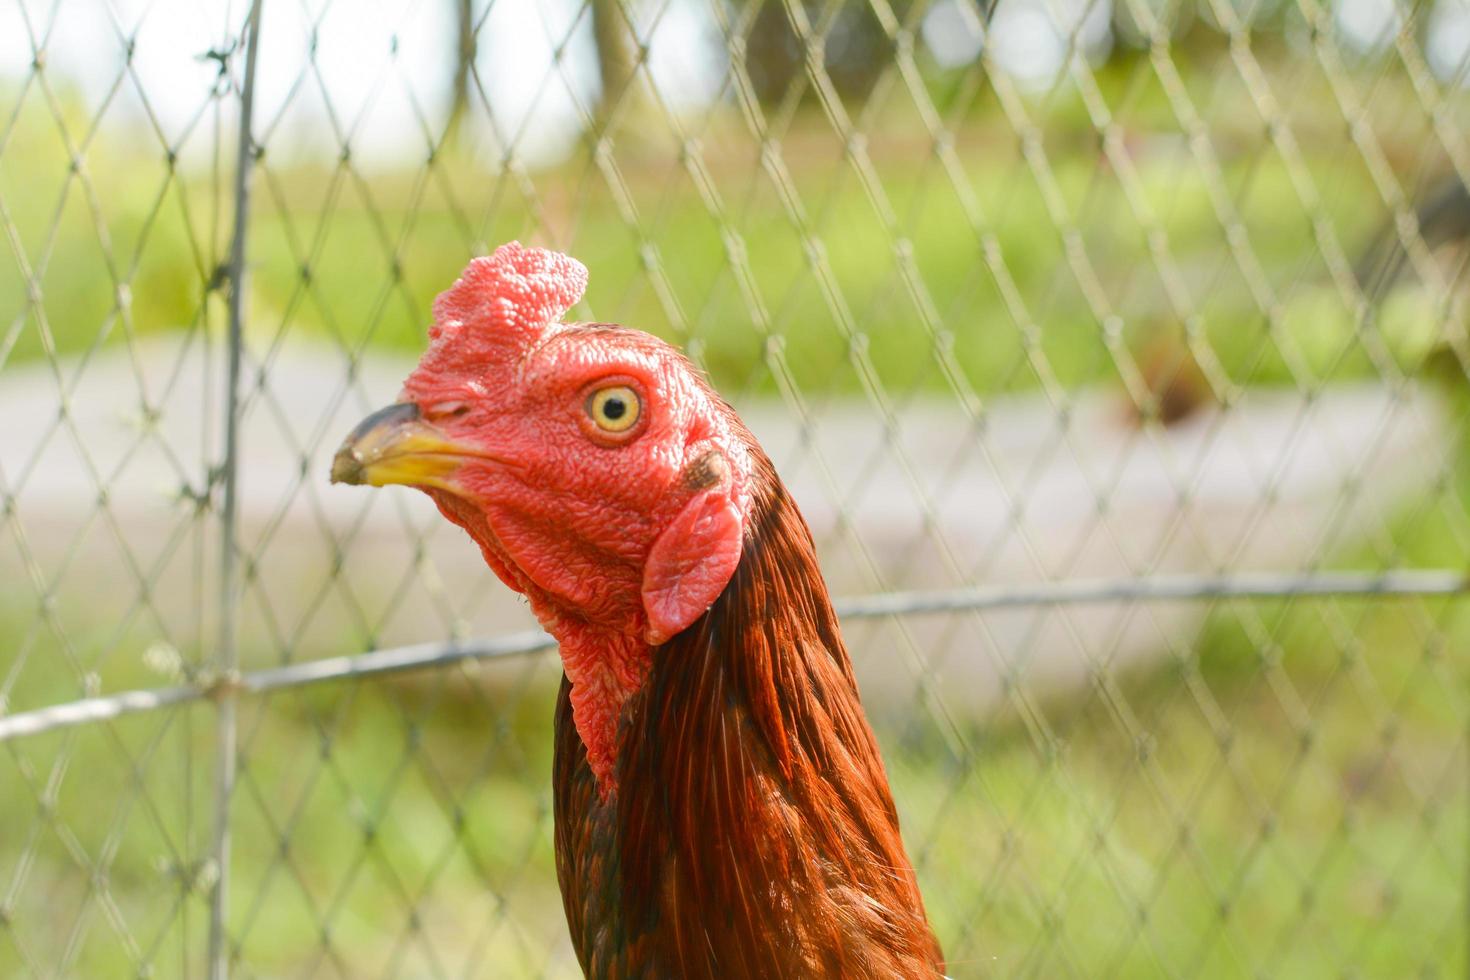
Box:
[1,0,1468,975]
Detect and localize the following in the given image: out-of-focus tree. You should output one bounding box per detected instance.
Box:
[591,0,644,124]
[443,0,652,151]
[446,0,476,149]
[742,0,910,106]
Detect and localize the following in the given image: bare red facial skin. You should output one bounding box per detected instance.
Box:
[397,243,752,794]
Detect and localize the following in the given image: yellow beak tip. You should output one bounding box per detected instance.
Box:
[331,403,481,492]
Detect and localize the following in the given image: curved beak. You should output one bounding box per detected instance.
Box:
[331,402,476,492]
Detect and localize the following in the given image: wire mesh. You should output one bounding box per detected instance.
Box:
[1,0,1468,976]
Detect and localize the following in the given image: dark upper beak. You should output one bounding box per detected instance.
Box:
[331,402,475,491]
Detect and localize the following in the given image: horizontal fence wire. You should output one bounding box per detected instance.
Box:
[1,569,1463,745]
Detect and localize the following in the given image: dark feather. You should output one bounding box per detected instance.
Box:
[554,448,944,978]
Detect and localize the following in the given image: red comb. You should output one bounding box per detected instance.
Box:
[430,241,588,347]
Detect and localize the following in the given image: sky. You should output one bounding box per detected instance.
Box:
[1,0,1466,170]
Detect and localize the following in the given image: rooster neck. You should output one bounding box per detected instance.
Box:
[430,489,653,795]
[551,450,944,978]
[554,625,650,796]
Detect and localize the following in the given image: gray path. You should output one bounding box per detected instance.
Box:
[0,336,1445,715]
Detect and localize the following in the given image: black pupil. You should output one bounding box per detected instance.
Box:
[602,396,626,420]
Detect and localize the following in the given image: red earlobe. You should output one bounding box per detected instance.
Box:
[641,489,744,645]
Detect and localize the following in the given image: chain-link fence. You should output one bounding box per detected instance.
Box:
[2,0,1468,975]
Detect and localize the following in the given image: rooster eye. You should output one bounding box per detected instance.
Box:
[586,385,641,434]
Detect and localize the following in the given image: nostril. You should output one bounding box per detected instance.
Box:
[427,401,471,420]
[346,402,421,442]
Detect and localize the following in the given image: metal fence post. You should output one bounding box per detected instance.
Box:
[210,3,264,978]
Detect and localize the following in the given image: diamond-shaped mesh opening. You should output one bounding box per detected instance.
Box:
[2,0,1468,975]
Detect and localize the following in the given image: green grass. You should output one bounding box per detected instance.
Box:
[2,548,1463,977]
[905,593,1467,977]
[3,451,1467,976]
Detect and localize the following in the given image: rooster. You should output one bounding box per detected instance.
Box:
[330,243,945,978]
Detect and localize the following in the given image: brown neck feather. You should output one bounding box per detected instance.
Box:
[552,450,944,978]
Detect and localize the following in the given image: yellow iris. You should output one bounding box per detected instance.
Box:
[587,385,641,432]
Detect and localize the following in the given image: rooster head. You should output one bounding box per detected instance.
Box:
[331,242,753,653]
